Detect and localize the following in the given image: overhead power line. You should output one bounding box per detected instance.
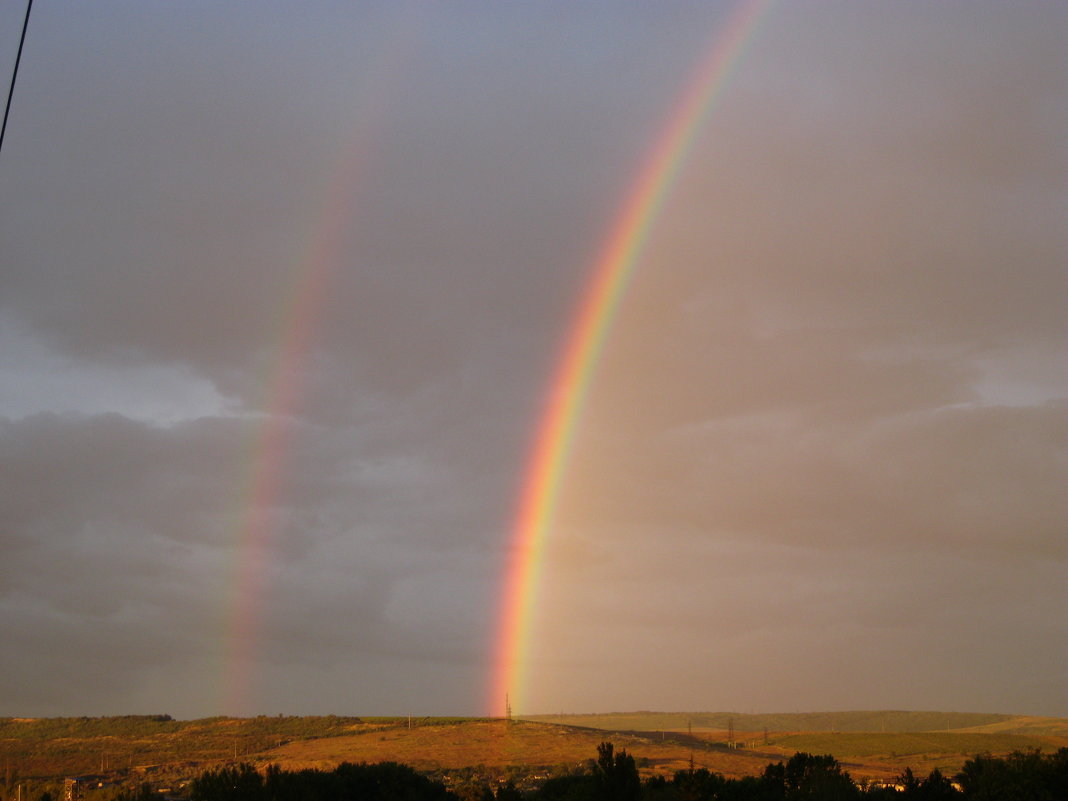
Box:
[0,0,35,159]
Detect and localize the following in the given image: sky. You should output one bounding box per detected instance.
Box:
[0,1,1065,720]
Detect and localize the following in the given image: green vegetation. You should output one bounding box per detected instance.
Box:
[0,717,182,742]
[773,732,1049,759]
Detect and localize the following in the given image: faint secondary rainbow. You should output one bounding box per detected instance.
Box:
[221,152,356,715]
[220,16,423,714]
[489,0,774,717]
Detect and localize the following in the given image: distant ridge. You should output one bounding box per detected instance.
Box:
[522,710,1063,734]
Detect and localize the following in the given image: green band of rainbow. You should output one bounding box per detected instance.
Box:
[489,0,773,717]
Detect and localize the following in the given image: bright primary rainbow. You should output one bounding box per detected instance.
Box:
[489,0,774,717]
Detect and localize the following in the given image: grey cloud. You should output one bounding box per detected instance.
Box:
[557,400,1066,556]
[0,409,500,715]
[0,1,1063,718]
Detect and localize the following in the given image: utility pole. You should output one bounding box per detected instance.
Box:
[728,717,734,749]
[504,694,512,723]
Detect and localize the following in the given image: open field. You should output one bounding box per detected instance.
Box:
[2,713,1066,787]
[520,710,1063,735]
[945,715,1068,737]
[763,731,1068,780]
[519,711,1068,782]
[0,715,371,778]
[205,717,1068,784]
[259,719,779,780]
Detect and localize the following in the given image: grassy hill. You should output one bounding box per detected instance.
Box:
[0,715,374,777]
[517,711,1068,781]
[2,712,1065,788]
[520,710,1019,733]
[944,715,1068,737]
[260,719,776,779]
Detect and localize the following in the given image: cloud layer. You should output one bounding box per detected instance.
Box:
[0,1,1064,717]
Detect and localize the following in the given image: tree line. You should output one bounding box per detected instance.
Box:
[182,743,1068,801]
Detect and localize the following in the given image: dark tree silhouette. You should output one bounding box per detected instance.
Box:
[763,752,859,801]
[593,742,641,801]
[191,761,454,801]
[956,748,1068,800]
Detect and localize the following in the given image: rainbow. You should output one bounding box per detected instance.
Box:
[489,0,774,717]
[221,157,354,715]
[218,14,424,714]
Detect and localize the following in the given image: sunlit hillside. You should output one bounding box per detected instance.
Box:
[521,710,1019,733]
[3,712,1066,787]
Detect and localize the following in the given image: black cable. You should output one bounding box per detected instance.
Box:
[0,0,35,159]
